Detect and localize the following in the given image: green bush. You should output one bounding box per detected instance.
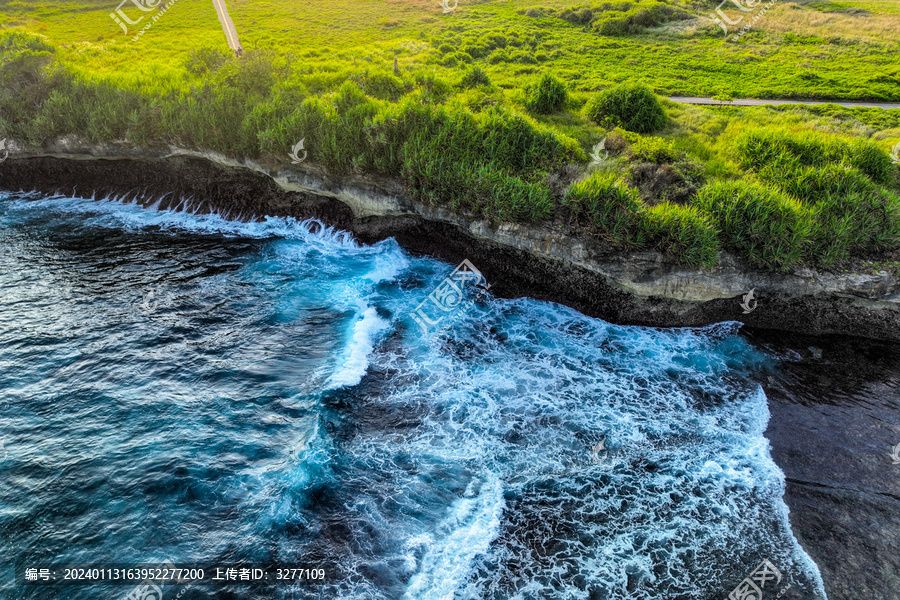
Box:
[558,6,608,25]
[510,50,539,65]
[525,73,568,115]
[0,30,59,142]
[403,125,554,222]
[564,172,644,244]
[693,180,810,270]
[35,77,155,145]
[737,130,900,263]
[414,72,453,104]
[639,202,719,267]
[807,188,900,265]
[848,139,894,184]
[736,130,840,171]
[594,3,689,36]
[759,163,873,203]
[441,52,473,67]
[360,72,407,102]
[212,49,284,99]
[629,136,680,163]
[459,44,490,59]
[185,47,230,76]
[487,49,511,64]
[586,82,667,134]
[734,129,900,264]
[481,32,509,50]
[460,66,491,89]
[735,129,893,183]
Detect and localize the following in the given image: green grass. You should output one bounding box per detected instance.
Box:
[1,0,899,270]
[734,129,900,264]
[693,180,810,270]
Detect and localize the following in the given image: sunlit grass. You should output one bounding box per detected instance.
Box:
[1,0,899,270]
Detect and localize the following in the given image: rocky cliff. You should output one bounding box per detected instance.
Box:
[2,136,898,341]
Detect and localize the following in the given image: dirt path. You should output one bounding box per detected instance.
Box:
[668,96,900,110]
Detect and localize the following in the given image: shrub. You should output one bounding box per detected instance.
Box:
[510,50,539,65]
[459,44,490,59]
[360,72,407,102]
[759,163,874,203]
[848,139,894,184]
[586,82,667,134]
[807,188,900,265]
[403,128,554,222]
[564,172,644,244]
[274,81,379,173]
[185,47,230,76]
[415,72,453,103]
[460,66,491,89]
[212,49,284,99]
[525,73,568,115]
[487,49,511,64]
[736,129,842,172]
[441,52,472,67]
[481,33,509,50]
[734,130,900,264]
[594,3,689,36]
[639,202,719,267]
[693,180,810,270]
[629,136,680,164]
[0,30,58,142]
[558,7,602,26]
[735,129,893,183]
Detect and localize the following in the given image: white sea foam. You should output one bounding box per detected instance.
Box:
[402,476,505,600]
[1,194,358,245]
[342,297,827,600]
[327,306,388,389]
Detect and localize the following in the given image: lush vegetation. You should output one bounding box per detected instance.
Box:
[1,0,899,271]
[586,82,668,133]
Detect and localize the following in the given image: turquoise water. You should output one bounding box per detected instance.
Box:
[0,194,826,599]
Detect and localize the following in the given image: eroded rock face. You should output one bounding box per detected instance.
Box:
[2,139,898,341]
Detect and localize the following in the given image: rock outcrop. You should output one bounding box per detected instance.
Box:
[2,137,898,341]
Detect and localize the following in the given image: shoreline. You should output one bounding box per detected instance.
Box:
[1,138,898,343]
[2,143,899,598]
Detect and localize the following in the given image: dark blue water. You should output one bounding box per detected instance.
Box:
[0,193,826,600]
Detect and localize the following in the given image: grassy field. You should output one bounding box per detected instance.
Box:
[1,0,899,270]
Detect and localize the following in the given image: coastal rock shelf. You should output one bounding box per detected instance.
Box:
[3,137,898,342]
